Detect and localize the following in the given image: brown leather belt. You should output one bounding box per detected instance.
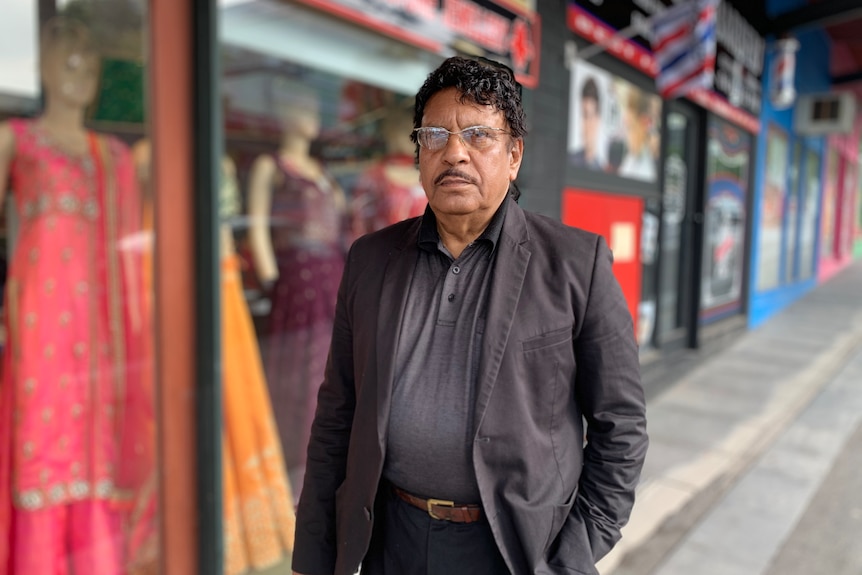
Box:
[392,486,482,523]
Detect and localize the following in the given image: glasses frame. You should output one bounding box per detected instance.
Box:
[413,125,511,152]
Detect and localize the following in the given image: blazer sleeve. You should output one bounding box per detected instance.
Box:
[292,242,358,575]
[571,235,648,562]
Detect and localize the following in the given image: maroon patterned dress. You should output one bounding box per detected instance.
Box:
[260,156,345,490]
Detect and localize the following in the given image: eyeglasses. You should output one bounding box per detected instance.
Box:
[413,126,510,152]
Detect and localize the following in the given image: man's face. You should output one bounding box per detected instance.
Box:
[418,87,523,219]
[581,97,600,157]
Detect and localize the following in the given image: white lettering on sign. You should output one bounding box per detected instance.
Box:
[717,1,764,75]
[444,0,509,53]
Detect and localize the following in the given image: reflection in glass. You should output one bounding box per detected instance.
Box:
[785,141,801,283]
[821,149,838,259]
[350,102,424,240]
[798,150,820,280]
[220,8,433,563]
[220,159,296,573]
[246,81,347,497]
[700,119,750,322]
[0,15,156,575]
[657,112,688,339]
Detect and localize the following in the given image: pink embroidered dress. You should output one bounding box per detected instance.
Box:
[0,119,150,574]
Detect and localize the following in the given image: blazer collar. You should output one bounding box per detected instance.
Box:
[375,217,421,448]
[474,198,531,427]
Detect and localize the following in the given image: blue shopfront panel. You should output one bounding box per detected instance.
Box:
[749,28,829,328]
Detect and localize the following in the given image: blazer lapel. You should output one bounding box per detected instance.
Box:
[474,200,531,426]
[375,220,421,449]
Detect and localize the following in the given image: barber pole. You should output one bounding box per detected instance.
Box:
[770,37,799,110]
[650,0,720,100]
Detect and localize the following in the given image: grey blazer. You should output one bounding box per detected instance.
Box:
[292,198,648,575]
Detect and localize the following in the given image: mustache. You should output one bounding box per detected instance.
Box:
[435,169,477,185]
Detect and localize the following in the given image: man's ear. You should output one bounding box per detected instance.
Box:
[509,138,524,179]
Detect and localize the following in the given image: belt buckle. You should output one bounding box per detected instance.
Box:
[426,498,455,520]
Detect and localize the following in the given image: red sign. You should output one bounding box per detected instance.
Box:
[562,188,644,332]
[296,0,541,88]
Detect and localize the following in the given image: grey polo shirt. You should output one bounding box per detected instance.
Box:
[383,199,508,503]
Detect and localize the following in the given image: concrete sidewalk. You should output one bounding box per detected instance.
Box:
[599,260,862,575]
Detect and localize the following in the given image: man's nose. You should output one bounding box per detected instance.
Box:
[441,133,470,164]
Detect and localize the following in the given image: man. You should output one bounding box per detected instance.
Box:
[292,56,648,575]
[570,77,606,171]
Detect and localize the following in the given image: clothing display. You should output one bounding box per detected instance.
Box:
[222,254,296,574]
[260,155,345,490]
[350,153,426,238]
[220,161,296,574]
[0,118,150,574]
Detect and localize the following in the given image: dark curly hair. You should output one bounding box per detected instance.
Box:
[411,57,527,144]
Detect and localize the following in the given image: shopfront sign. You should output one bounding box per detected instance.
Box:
[296,0,541,88]
[568,0,763,132]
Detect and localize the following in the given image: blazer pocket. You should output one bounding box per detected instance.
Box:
[546,504,598,575]
[545,488,578,552]
[522,326,573,352]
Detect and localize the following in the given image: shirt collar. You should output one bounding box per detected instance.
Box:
[418,195,509,255]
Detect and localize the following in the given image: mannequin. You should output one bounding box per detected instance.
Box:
[0,17,150,575]
[247,84,346,495]
[349,105,425,240]
[132,141,297,574]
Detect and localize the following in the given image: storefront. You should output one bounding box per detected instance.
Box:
[215,1,541,572]
[817,117,860,281]
[0,0,550,572]
[748,28,831,327]
[856,142,862,257]
[0,0,201,573]
[560,0,763,366]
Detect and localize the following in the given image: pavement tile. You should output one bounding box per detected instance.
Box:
[682,504,791,570]
[645,404,740,451]
[654,541,758,575]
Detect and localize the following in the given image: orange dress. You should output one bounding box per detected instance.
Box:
[220,161,295,573]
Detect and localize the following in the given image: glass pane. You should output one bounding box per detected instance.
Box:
[798,150,819,280]
[638,197,660,350]
[658,111,689,338]
[700,118,750,323]
[784,140,801,283]
[219,2,438,571]
[0,4,158,575]
[756,126,788,292]
[821,149,839,259]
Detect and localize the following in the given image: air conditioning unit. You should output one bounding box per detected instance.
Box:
[794,92,857,135]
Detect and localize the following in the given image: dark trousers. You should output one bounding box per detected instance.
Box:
[361,486,511,575]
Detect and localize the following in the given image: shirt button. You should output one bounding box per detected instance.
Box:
[448,293,455,302]
[452,266,461,274]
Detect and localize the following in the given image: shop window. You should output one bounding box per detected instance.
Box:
[784,140,801,284]
[700,117,750,324]
[821,149,839,260]
[798,149,819,280]
[0,3,158,574]
[567,57,663,192]
[757,125,789,292]
[218,2,442,571]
